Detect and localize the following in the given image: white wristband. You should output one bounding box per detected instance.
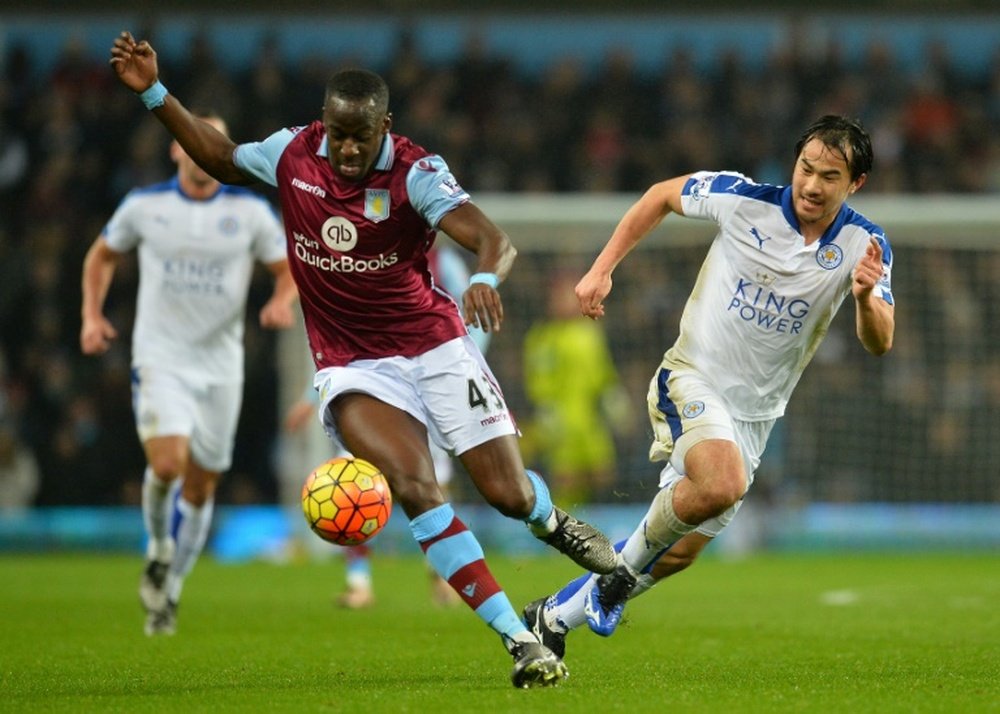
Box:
[469,272,499,289]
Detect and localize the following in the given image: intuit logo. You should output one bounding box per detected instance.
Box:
[294,243,398,273]
[292,231,398,273]
[726,278,809,334]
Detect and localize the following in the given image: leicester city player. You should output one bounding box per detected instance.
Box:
[80,111,297,636]
[109,31,616,688]
[523,115,895,657]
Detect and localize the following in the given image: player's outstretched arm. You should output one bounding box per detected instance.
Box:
[109,31,252,186]
[439,202,516,334]
[577,174,689,320]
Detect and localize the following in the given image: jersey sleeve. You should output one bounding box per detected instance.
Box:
[679,170,751,225]
[100,193,142,253]
[233,128,300,187]
[405,155,471,228]
[250,199,288,265]
[872,232,894,306]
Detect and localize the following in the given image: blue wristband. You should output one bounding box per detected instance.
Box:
[139,81,168,110]
[469,272,499,289]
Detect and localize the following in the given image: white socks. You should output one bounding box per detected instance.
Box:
[142,467,175,562]
[620,481,696,572]
[165,496,214,603]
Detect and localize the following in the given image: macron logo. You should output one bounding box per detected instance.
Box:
[292,177,326,199]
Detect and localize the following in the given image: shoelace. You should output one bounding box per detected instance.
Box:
[549,514,594,552]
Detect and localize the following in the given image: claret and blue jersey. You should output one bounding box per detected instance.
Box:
[234,124,473,369]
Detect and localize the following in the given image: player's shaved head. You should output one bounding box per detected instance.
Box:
[324,69,389,116]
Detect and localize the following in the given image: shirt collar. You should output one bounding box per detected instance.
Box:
[780,185,850,246]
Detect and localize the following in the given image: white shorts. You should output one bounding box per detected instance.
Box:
[647,367,775,537]
[131,366,243,472]
[314,336,517,457]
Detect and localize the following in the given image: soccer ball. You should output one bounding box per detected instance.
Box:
[301,457,392,546]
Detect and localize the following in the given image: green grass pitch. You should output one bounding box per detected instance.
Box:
[1,551,997,713]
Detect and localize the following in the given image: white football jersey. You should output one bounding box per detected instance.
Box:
[102,177,286,382]
[664,170,894,421]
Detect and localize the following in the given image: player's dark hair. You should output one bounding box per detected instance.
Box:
[795,115,873,181]
[324,69,390,115]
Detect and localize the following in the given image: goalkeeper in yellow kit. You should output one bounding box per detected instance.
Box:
[523,271,631,504]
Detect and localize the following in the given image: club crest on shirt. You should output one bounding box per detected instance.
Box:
[681,401,705,418]
[815,243,844,270]
[364,189,390,223]
[218,216,239,235]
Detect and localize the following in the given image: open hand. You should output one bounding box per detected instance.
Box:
[463,283,504,333]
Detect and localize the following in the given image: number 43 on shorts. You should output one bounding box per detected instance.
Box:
[467,377,504,412]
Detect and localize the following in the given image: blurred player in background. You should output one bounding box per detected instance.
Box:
[524,115,895,657]
[284,242,487,609]
[110,31,615,687]
[523,269,631,504]
[80,110,297,636]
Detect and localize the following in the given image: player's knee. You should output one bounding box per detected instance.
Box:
[699,470,746,515]
[148,457,184,481]
[384,469,443,514]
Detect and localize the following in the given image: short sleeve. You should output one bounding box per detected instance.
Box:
[405,155,471,228]
[679,171,755,224]
[234,128,300,187]
[101,194,142,253]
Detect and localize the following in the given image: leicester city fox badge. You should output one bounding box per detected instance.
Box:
[682,401,706,419]
[364,189,390,223]
[815,243,844,270]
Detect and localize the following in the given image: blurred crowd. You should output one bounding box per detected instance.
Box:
[0,24,998,507]
[496,243,1000,508]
